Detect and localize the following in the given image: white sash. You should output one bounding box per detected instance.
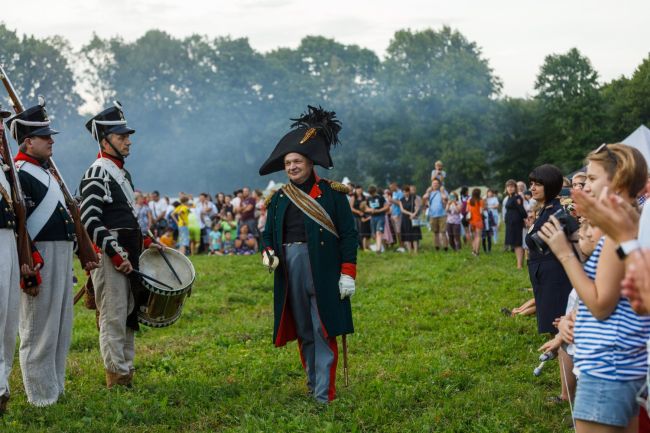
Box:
[19,161,67,239]
[91,157,137,218]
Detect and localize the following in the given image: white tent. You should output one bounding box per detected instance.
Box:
[622,125,650,166]
[264,179,283,195]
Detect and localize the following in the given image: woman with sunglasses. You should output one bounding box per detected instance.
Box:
[537,144,650,432]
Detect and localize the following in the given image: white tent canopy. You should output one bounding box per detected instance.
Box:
[571,125,650,179]
[622,125,650,166]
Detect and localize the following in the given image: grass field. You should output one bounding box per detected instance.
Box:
[2,235,572,432]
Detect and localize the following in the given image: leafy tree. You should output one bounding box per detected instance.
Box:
[534,48,604,172]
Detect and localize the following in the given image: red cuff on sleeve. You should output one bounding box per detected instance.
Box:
[143,236,153,249]
[20,272,41,290]
[341,263,356,279]
[110,254,125,267]
[261,246,273,256]
[92,243,101,254]
[32,250,44,267]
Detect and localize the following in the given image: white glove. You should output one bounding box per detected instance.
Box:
[338,274,356,299]
[262,249,279,271]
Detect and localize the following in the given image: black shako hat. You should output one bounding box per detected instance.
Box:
[0,103,10,119]
[85,101,135,143]
[258,105,342,176]
[6,97,59,144]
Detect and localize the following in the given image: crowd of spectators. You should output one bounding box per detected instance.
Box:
[136,160,511,259]
[133,148,650,430]
[498,143,650,432]
[134,187,265,257]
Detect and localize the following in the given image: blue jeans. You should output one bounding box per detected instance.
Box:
[370,216,385,235]
[573,373,643,427]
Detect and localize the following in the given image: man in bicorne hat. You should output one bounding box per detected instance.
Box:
[79,101,159,388]
[259,106,357,404]
[0,103,20,414]
[7,99,91,406]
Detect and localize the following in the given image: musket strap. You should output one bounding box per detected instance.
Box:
[283,183,338,238]
[0,171,13,212]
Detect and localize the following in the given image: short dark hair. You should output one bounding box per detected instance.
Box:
[529,164,563,201]
[368,185,377,195]
[152,190,160,196]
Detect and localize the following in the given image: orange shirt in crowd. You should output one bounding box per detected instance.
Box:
[466,199,484,230]
[159,232,176,248]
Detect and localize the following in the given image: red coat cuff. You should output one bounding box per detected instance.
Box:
[32,250,44,267]
[110,254,125,267]
[261,246,273,256]
[143,236,154,249]
[341,263,356,279]
[20,272,41,290]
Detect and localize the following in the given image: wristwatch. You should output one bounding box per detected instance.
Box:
[616,239,641,260]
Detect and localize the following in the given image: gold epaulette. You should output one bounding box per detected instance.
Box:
[264,190,277,207]
[323,179,351,194]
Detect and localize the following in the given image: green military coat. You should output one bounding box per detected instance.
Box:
[262,176,357,346]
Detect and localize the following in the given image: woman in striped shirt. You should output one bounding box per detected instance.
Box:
[537,143,650,433]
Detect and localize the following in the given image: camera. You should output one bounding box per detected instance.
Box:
[529,208,579,255]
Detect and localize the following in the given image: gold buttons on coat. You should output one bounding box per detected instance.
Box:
[320,241,324,246]
[319,228,323,232]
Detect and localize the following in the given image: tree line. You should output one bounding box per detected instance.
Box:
[1,24,648,194]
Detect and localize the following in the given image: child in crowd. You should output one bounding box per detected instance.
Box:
[219,211,238,240]
[235,224,257,255]
[171,196,191,255]
[445,193,462,251]
[222,231,235,256]
[209,222,223,255]
[537,220,602,404]
[159,227,176,248]
[481,208,495,253]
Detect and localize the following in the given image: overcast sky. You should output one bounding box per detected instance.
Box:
[3,0,648,98]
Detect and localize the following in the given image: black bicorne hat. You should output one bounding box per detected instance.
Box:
[5,97,59,144]
[85,101,135,142]
[258,105,342,176]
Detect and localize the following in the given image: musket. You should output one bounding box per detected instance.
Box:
[0,64,98,269]
[0,116,32,271]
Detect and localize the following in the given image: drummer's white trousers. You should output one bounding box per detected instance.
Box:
[0,229,20,398]
[92,254,135,376]
[19,240,73,406]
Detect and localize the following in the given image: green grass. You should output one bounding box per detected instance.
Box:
[3,235,571,432]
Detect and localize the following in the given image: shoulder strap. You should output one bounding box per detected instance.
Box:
[92,158,137,219]
[283,183,338,238]
[20,162,67,238]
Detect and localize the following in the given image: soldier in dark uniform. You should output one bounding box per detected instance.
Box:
[0,103,20,414]
[259,106,357,404]
[79,101,159,388]
[6,100,82,406]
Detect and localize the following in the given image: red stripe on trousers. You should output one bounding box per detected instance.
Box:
[327,336,338,402]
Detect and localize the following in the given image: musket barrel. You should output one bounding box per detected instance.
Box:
[0,64,98,268]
